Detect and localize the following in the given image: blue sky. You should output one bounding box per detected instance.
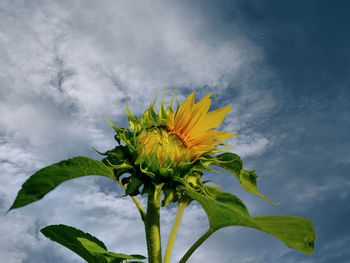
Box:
[1,1,349,262]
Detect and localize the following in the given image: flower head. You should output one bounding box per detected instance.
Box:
[105,92,237,191]
[103,92,275,205]
[136,92,236,166]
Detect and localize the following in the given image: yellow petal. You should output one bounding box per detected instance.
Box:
[174,92,195,131]
[162,93,236,161]
[191,130,236,147]
[182,93,212,135]
[188,105,232,137]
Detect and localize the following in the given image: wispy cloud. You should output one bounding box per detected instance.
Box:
[0,0,283,262]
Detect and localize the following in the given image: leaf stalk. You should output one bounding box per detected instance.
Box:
[117,180,146,221]
[163,200,188,263]
[179,229,214,263]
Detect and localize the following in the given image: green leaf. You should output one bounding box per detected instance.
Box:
[184,185,257,230]
[240,170,278,204]
[253,216,316,255]
[41,224,107,263]
[77,238,146,263]
[184,186,316,255]
[214,153,243,177]
[10,156,115,210]
[41,224,146,263]
[212,153,277,204]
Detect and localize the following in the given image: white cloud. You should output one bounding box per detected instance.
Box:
[230,132,271,158]
[0,0,281,262]
[287,174,350,204]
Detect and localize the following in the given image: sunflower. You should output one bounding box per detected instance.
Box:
[136,92,237,166]
[103,92,275,204]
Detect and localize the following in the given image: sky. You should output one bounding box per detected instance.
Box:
[0,0,349,262]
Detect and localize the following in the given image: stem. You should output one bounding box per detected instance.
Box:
[130,195,146,221]
[179,229,214,263]
[163,201,188,263]
[118,180,146,221]
[145,185,163,263]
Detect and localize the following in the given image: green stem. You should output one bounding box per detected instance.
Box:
[179,229,214,263]
[145,185,163,263]
[118,180,146,221]
[130,195,146,221]
[163,201,188,263]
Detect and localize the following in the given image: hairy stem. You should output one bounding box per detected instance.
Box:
[118,180,146,221]
[179,229,214,263]
[145,185,163,263]
[131,195,146,221]
[163,201,188,263]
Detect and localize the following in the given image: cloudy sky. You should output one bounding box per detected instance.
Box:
[1,0,349,262]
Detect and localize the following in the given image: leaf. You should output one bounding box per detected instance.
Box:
[41,224,107,263]
[212,153,277,204]
[240,170,278,204]
[41,225,146,263]
[10,157,115,210]
[253,216,316,255]
[184,186,316,255]
[184,185,257,230]
[78,238,146,263]
[214,153,243,177]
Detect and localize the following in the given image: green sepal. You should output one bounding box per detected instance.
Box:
[162,188,178,207]
[177,161,193,175]
[125,100,142,133]
[113,164,135,180]
[173,173,205,194]
[174,93,180,113]
[93,146,127,162]
[125,176,143,196]
[103,159,135,180]
[140,98,158,128]
[157,92,168,126]
[148,152,161,173]
[159,167,173,178]
[94,145,137,180]
[136,158,156,179]
[9,157,115,210]
[41,224,146,263]
[183,185,316,255]
[184,173,203,190]
[105,114,137,153]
